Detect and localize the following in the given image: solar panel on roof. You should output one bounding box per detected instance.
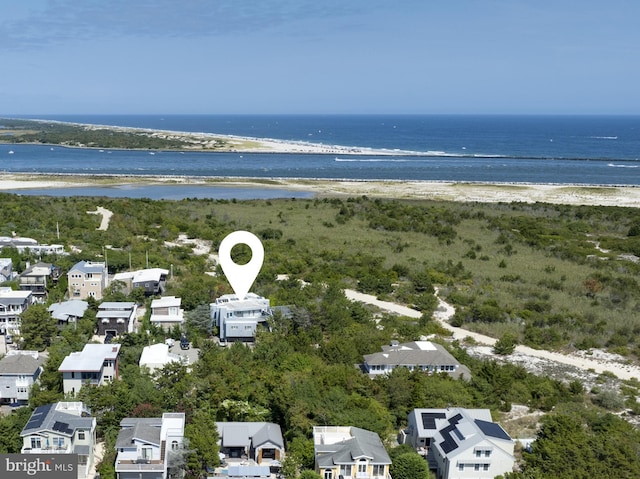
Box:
[453,427,465,440]
[475,419,511,441]
[421,412,447,430]
[25,404,53,430]
[439,424,460,454]
[449,413,463,424]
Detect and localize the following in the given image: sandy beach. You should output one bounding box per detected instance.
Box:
[1,172,640,207]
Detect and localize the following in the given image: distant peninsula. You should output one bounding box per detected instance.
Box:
[0,117,391,155]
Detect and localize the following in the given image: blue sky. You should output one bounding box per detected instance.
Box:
[1,0,638,115]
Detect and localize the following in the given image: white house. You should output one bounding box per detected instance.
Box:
[139,343,186,375]
[362,340,471,379]
[210,293,271,342]
[115,412,185,479]
[403,408,516,479]
[58,344,121,395]
[150,296,184,331]
[0,286,33,335]
[0,258,13,282]
[112,268,169,296]
[21,401,97,479]
[0,350,44,405]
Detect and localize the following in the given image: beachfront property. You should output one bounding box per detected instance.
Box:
[0,286,33,336]
[97,301,137,336]
[401,408,515,479]
[0,350,45,405]
[149,296,184,331]
[312,426,392,479]
[216,421,285,467]
[49,299,89,328]
[58,344,121,395]
[210,293,272,343]
[139,343,187,375]
[21,401,97,479]
[0,257,13,282]
[112,267,169,296]
[18,261,61,301]
[114,412,185,479]
[67,260,108,300]
[0,236,66,255]
[362,340,471,379]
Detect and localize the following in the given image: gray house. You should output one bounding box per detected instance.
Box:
[49,300,89,328]
[97,301,136,336]
[216,421,285,466]
[362,340,471,379]
[0,350,45,405]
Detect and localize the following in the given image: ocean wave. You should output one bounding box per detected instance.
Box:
[590,136,618,140]
[608,163,639,168]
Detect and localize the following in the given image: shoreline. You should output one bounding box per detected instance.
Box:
[2,172,640,207]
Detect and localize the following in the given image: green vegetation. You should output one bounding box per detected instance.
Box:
[0,118,229,150]
[1,193,640,477]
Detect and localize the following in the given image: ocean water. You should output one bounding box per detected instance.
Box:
[2,115,640,186]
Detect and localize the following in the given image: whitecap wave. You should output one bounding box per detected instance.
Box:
[608,163,638,168]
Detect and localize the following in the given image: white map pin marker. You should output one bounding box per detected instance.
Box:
[218,230,264,300]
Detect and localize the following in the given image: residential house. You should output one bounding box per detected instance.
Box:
[18,262,61,301]
[312,426,392,479]
[0,258,13,282]
[150,296,184,331]
[97,301,137,336]
[114,412,185,479]
[49,300,89,328]
[0,236,65,255]
[139,343,186,375]
[402,408,515,479]
[112,268,169,296]
[0,286,33,335]
[67,260,108,300]
[216,421,285,466]
[58,344,121,395]
[21,401,97,479]
[362,340,471,379]
[0,350,45,405]
[210,293,271,343]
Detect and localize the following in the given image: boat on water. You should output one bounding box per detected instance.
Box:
[8,150,14,154]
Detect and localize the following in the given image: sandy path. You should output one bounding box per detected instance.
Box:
[87,206,113,230]
[344,289,640,381]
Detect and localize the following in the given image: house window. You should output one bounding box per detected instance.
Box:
[323,469,333,479]
[339,465,352,476]
[485,450,491,457]
[171,440,179,450]
[358,460,367,474]
[484,464,490,471]
[30,437,41,449]
[475,464,480,471]
[373,465,385,476]
[141,447,152,459]
[458,464,464,471]
[78,431,86,440]
[53,437,65,449]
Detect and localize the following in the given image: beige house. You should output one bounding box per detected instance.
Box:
[150,296,184,331]
[21,401,97,479]
[67,261,108,300]
[313,426,391,479]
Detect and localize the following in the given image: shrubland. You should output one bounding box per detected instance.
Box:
[1,192,640,477]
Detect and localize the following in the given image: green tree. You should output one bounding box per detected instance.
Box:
[185,408,220,475]
[494,332,518,355]
[20,303,58,351]
[299,471,322,479]
[390,452,430,479]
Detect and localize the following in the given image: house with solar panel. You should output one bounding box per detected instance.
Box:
[312,426,392,479]
[58,344,121,395]
[20,401,97,479]
[114,412,185,479]
[403,408,515,479]
[67,260,108,300]
[362,340,471,379]
[210,293,272,343]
